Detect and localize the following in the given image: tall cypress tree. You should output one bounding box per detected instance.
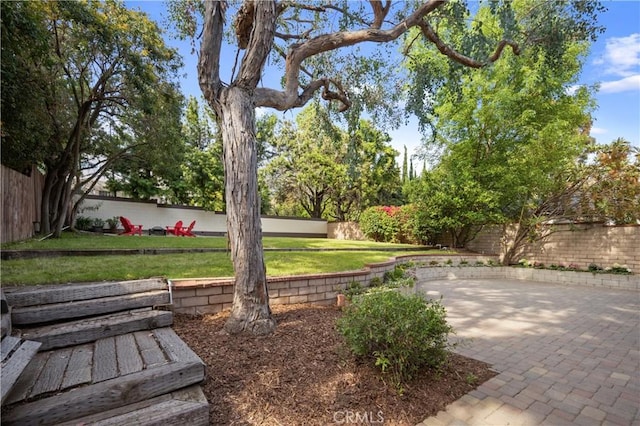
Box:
[402,145,408,183]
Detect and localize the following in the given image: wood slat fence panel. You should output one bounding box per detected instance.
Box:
[1,165,43,243]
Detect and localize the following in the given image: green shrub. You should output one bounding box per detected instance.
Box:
[359,204,434,244]
[369,276,383,287]
[588,263,602,272]
[359,206,400,242]
[398,203,436,244]
[383,266,405,283]
[606,263,632,275]
[337,290,454,392]
[342,281,365,300]
[75,216,93,231]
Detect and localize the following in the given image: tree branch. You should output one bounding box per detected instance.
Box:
[236,1,278,89]
[198,0,225,109]
[369,0,391,29]
[418,21,520,68]
[255,0,446,111]
[275,29,312,41]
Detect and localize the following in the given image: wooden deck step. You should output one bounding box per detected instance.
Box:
[2,361,205,425]
[11,290,171,326]
[19,308,174,351]
[55,385,209,426]
[1,290,11,338]
[5,327,203,405]
[1,336,42,404]
[2,328,206,425]
[2,278,168,308]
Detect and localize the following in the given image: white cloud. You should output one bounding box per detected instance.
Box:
[597,33,640,77]
[600,75,640,93]
[590,127,607,135]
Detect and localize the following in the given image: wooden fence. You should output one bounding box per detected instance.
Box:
[1,165,43,244]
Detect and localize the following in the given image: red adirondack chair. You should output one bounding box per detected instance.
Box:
[118,216,143,236]
[178,220,196,237]
[166,220,183,236]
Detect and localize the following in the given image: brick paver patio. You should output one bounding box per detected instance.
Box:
[415,278,640,426]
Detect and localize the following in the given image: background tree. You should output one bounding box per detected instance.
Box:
[335,119,403,220]
[405,163,502,247]
[402,146,409,184]
[262,105,343,218]
[94,81,185,205]
[186,0,603,334]
[179,96,225,210]
[405,1,603,264]
[0,1,50,174]
[1,0,182,236]
[261,105,402,220]
[582,139,640,224]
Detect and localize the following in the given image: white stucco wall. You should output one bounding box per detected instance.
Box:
[77,196,327,236]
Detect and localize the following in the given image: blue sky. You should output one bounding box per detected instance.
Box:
[131,1,640,159]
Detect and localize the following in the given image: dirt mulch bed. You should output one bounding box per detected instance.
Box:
[173,303,496,425]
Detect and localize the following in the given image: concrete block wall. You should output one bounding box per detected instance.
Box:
[466,223,640,271]
[327,221,366,240]
[414,266,639,291]
[77,195,328,237]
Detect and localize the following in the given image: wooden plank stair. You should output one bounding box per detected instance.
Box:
[0,279,209,425]
[1,336,41,405]
[19,308,173,351]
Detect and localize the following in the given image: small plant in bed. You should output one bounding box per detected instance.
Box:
[337,290,454,394]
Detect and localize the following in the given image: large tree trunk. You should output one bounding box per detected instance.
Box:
[219,87,276,335]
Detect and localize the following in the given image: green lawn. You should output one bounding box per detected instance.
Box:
[1,233,442,286]
[1,232,421,251]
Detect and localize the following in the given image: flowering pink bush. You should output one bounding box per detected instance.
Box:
[359,205,425,243]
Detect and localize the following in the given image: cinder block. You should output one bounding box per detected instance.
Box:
[180,296,209,307]
[270,296,289,305]
[289,295,309,304]
[325,276,342,286]
[289,279,310,288]
[324,291,338,299]
[298,286,317,295]
[173,289,196,298]
[279,288,299,297]
[209,293,234,304]
[268,281,290,290]
[307,293,328,302]
[308,278,327,287]
[196,286,223,296]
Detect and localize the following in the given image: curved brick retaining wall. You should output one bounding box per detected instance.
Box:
[170,255,638,315]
